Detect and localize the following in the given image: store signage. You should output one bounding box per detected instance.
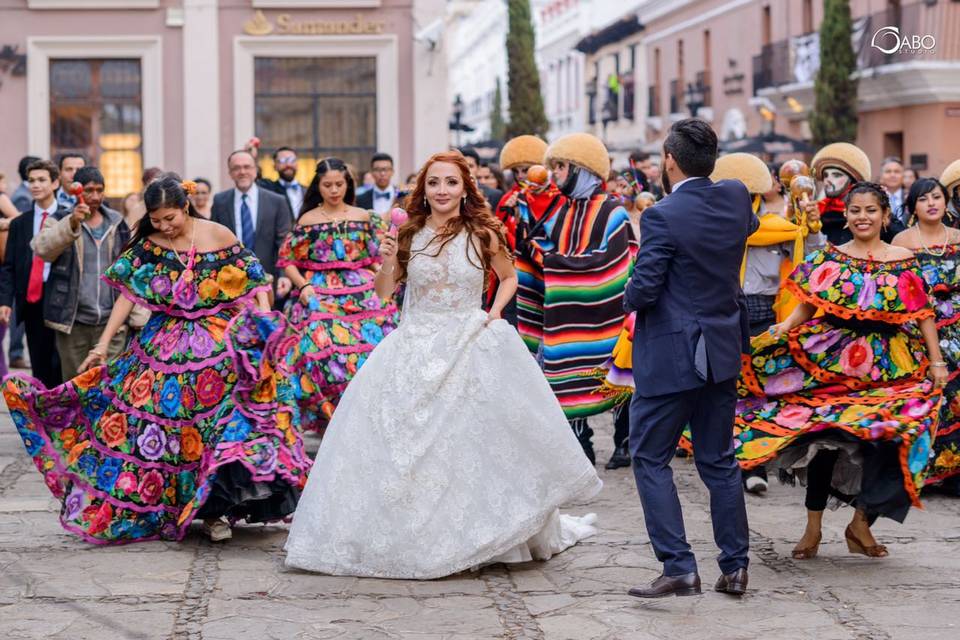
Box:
[243,10,385,36]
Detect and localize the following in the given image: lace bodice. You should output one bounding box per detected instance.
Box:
[403,228,484,318]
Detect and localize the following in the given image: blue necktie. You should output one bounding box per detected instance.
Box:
[374,190,391,201]
[240,193,255,249]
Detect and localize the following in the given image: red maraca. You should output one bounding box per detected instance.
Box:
[68,182,86,205]
[389,207,408,234]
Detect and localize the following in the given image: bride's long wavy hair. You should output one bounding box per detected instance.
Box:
[395,151,508,286]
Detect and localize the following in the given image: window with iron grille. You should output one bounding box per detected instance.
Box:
[254,56,377,182]
[50,58,142,198]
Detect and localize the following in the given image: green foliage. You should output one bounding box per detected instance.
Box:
[810,0,859,146]
[490,77,507,142]
[505,0,549,138]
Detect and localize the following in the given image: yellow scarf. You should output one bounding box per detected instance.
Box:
[741,201,808,322]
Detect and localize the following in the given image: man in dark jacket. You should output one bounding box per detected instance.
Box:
[625,119,753,599]
[32,166,132,380]
[259,146,306,219]
[0,160,64,387]
[211,150,293,298]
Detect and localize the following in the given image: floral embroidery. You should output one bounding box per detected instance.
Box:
[278,220,400,432]
[2,238,311,544]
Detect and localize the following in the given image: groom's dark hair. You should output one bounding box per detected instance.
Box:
[663,118,718,178]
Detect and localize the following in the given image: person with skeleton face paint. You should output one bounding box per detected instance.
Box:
[806,143,904,245]
[940,159,960,227]
[526,133,638,466]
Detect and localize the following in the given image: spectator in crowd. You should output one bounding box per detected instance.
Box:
[478,162,506,193]
[460,147,503,207]
[880,156,906,223]
[4,156,37,370]
[31,166,134,380]
[404,172,418,192]
[55,153,85,211]
[211,150,293,299]
[11,156,40,213]
[0,160,64,387]
[121,191,145,227]
[141,166,163,189]
[356,152,403,214]
[357,170,376,197]
[190,178,213,219]
[0,171,20,220]
[261,147,306,217]
[903,167,918,193]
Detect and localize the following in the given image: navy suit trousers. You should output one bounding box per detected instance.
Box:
[629,377,749,576]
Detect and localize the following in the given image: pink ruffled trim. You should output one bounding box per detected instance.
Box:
[292,307,399,324]
[129,339,230,373]
[103,277,270,320]
[277,256,379,271]
[293,283,377,297]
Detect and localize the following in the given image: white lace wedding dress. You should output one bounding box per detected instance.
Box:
[284,227,602,579]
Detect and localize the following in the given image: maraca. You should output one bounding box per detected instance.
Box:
[790,175,816,202]
[389,207,408,234]
[778,159,809,189]
[526,164,549,187]
[68,182,86,206]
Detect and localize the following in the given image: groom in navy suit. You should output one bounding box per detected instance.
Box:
[625,119,755,598]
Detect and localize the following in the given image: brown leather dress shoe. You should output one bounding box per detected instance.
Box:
[714,568,748,596]
[628,572,702,598]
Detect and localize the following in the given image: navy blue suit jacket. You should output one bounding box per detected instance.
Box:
[625,177,758,397]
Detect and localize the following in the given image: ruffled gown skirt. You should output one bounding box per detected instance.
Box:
[734,318,942,520]
[2,309,311,543]
[284,308,602,579]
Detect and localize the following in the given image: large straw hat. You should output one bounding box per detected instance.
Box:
[710,153,772,194]
[940,158,960,194]
[811,142,871,182]
[544,132,610,180]
[499,135,549,171]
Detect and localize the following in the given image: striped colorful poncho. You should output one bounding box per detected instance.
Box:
[523,190,637,419]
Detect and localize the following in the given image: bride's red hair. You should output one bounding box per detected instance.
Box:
[395,151,508,285]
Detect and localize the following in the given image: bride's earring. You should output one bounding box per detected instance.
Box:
[423,197,427,207]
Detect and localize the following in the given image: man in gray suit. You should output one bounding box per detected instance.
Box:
[211,150,293,298]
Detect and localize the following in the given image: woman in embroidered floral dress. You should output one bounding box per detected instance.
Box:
[893,178,960,493]
[280,158,399,432]
[2,175,311,544]
[737,182,947,560]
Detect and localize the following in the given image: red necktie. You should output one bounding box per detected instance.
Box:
[26,211,48,303]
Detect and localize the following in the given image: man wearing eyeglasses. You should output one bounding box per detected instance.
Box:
[261,146,307,220]
[356,153,403,214]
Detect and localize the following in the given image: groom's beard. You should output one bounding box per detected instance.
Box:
[661,170,672,195]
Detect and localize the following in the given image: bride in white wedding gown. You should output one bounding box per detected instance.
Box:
[284,152,601,579]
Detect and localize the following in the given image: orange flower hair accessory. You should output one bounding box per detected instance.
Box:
[181,180,198,196]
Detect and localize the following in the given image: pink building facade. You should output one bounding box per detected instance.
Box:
[639,0,960,175]
[0,0,447,197]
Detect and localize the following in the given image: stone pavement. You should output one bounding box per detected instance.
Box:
[2,410,959,640]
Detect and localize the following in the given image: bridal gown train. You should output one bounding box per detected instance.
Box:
[284,227,602,579]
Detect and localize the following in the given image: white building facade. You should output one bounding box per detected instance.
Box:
[446,0,509,146]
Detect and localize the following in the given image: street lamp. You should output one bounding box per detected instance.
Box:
[452,94,464,147]
[684,81,705,118]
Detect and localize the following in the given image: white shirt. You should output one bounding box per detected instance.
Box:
[233,185,260,242]
[279,180,304,217]
[33,201,56,282]
[670,176,699,193]
[370,186,397,215]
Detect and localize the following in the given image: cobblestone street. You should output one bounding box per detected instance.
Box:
[2,411,959,640]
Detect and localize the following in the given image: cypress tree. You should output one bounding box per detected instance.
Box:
[490,77,507,142]
[505,0,549,138]
[810,0,859,146]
